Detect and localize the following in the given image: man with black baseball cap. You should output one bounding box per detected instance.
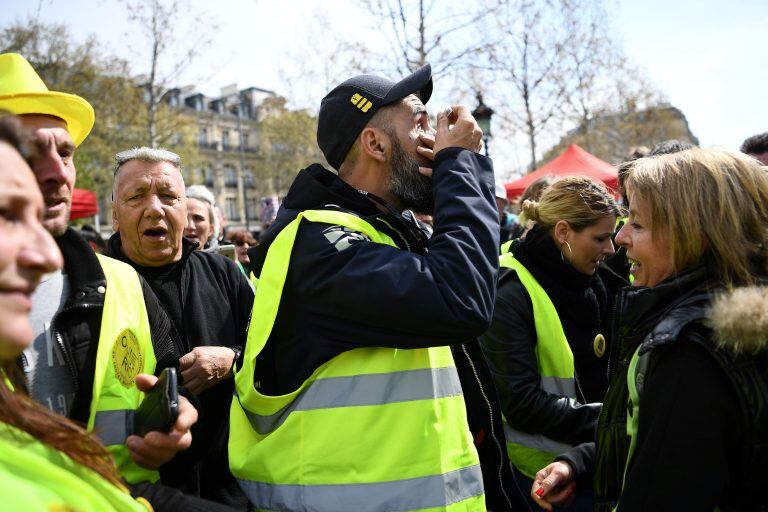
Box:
[230,65,517,511]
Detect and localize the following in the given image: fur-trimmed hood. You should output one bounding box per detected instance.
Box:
[708,286,768,354]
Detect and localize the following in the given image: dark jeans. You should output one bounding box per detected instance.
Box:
[511,464,593,512]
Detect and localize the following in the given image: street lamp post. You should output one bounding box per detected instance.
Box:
[472,93,494,158]
[231,102,250,231]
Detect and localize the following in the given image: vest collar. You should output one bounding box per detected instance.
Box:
[55,227,106,306]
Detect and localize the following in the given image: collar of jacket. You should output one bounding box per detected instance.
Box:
[615,266,718,355]
[513,224,606,328]
[106,232,197,271]
[248,164,428,277]
[56,227,107,308]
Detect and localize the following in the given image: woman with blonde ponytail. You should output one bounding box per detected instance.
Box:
[0,117,151,511]
[479,176,622,510]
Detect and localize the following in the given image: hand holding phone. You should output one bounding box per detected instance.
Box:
[133,367,180,436]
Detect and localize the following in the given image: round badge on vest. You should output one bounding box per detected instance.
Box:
[112,328,144,388]
[593,333,606,358]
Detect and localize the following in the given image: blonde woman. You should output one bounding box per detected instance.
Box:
[479,177,621,509]
[533,148,768,511]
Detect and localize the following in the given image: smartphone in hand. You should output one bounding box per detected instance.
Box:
[133,367,180,436]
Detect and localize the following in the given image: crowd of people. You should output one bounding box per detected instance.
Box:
[0,49,767,512]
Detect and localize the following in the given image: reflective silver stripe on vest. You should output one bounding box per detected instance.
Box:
[241,366,462,435]
[237,464,483,512]
[540,376,576,397]
[503,422,573,454]
[93,409,134,446]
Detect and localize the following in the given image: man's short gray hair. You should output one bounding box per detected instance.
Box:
[186,185,220,241]
[113,146,182,197]
[114,146,181,176]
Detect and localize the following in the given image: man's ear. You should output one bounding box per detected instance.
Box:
[112,206,119,233]
[359,126,388,163]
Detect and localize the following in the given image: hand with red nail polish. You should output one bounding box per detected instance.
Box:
[531,461,577,511]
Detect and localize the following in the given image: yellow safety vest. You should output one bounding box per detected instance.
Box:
[230,209,485,512]
[499,252,577,479]
[88,255,158,484]
[0,421,152,511]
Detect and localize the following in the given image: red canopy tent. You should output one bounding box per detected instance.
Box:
[505,144,618,200]
[70,188,98,220]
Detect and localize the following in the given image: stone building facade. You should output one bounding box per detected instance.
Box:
[172,83,278,231]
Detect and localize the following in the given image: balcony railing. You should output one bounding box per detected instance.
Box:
[198,141,219,150]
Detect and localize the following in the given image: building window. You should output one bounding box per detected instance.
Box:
[226,198,240,221]
[243,167,254,188]
[198,127,207,145]
[246,200,259,220]
[222,129,230,150]
[224,165,237,187]
[204,168,214,187]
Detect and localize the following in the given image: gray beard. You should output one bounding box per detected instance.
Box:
[387,135,434,215]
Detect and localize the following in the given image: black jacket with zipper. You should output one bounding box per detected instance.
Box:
[559,266,768,511]
[247,149,522,510]
[478,226,612,467]
[108,233,253,509]
[17,229,242,511]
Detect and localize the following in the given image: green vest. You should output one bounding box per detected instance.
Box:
[229,209,485,512]
[499,252,577,479]
[248,270,259,290]
[89,255,158,484]
[0,421,151,511]
[500,239,513,255]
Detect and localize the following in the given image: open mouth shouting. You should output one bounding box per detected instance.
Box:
[143,225,169,242]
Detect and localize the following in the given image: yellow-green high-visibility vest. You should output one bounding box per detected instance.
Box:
[500,239,513,255]
[88,254,158,484]
[614,217,635,284]
[499,252,577,479]
[230,209,485,512]
[0,421,152,511]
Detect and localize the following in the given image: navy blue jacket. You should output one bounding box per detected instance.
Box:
[248,148,523,511]
[249,148,499,394]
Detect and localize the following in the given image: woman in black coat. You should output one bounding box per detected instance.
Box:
[479,177,622,509]
[532,148,768,511]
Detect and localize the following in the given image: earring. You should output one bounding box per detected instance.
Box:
[560,241,573,263]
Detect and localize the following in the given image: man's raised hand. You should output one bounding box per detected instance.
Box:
[432,105,483,156]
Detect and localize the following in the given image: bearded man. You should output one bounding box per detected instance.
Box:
[229,65,521,511]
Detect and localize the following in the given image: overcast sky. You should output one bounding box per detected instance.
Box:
[3,0,766,178]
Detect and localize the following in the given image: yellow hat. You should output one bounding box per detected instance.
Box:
[0,53,95,147]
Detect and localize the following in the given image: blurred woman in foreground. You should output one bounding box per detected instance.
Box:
[0,118,150,511]
[480,177,620,509]
[532,148,768,511]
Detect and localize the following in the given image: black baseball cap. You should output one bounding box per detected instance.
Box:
[317,64,433,170]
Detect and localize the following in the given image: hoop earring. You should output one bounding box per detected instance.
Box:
[560,241,573,263]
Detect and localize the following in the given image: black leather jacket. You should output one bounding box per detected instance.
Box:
[19,228,182,423]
